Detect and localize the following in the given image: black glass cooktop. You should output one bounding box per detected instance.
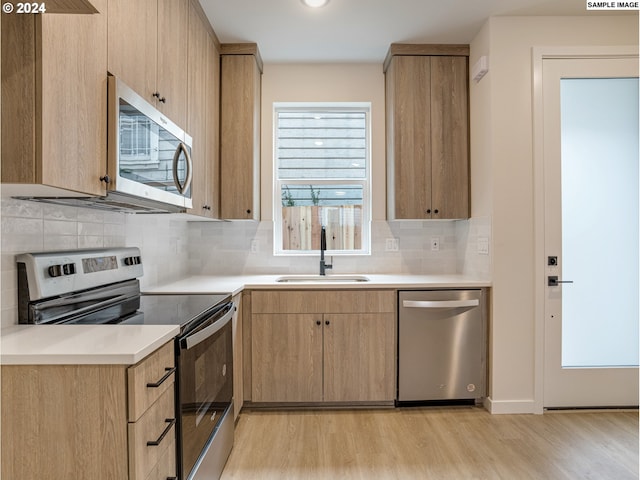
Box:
[61,293,230,329]
[135,293,231,327]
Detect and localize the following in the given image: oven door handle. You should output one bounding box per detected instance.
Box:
[182,303,235,350]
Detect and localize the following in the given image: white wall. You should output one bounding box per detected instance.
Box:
[470,15,639,413]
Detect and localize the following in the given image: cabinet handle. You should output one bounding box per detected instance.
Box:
[99,175,111,184]
[325,320,330,326]
[146,367,176,388]
[246,209,252,215]
[152,92,166,103]
[316,320,321,326]
[434,209,439,214]
[147,418,176,446]
[426,209,431,214]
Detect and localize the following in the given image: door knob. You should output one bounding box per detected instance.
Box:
[548,276,574,287]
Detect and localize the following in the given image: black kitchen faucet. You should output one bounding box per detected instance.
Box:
[319,226,333,276]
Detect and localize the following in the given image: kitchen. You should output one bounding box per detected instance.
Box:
[1,0,638,479]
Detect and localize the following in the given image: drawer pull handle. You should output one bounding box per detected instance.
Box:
[147,418,175,447]
[146,367,176,388]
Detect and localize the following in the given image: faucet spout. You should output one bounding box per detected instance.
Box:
[319,226,333,276]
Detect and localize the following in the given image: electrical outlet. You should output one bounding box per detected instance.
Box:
[385,238,399,252]
[477,237,489,255]
[431,237,440,252]
[250,239,259,253]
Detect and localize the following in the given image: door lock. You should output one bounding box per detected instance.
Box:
[548,276,574,287]
[547,256,558,266]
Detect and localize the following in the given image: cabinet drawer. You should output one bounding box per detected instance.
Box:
[128,385,176,480]
[128,342,175,422]
[144,436,177,480]
[252,290,395,314]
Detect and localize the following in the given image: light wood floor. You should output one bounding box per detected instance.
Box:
[220,406,638,480]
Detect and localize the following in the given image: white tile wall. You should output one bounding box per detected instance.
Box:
[187,218,492,278]
[1,197,491,327]
[0,198,189,327]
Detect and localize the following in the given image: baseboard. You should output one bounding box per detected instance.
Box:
[484,397,538,414]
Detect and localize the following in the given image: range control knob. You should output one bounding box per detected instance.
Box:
[124,256,142,266]
[48,263,76,277]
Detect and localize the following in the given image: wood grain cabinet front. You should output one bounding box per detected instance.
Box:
[0,341,177,479]
[107,0,188,127]
[186,2,221,218]
[250,290,396,405]
[220,44,263,220]
[385,44,470,220]
[1,1,108,196]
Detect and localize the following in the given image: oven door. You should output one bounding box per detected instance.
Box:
[176,302,235,480]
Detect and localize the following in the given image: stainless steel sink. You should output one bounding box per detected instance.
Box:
[275,275,370,283]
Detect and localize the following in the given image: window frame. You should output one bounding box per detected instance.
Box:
[273,102,372,256]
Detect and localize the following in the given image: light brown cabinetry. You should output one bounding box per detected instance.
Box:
[250,290,396,404]
[385,44,470,220]
[1,342,177,479]
[1,1,107,196]
[108,0,188,127]
[220,45,262,220]
[186,3,220,218]
[232,292,243,420]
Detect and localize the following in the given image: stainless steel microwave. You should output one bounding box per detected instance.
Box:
[107,76,193,210]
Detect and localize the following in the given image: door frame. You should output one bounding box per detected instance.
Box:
[532,45,639,414]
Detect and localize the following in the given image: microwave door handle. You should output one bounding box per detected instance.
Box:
[172,142,192,195]
[183,303,235,350]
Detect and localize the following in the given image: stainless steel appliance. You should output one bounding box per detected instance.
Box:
[107,75,193,211]
[397,289,486,404]
[16,247,234,480]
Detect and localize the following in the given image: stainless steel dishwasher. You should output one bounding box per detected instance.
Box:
[397,289,486,404]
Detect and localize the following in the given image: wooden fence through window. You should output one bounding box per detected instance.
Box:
[282,205,362,251]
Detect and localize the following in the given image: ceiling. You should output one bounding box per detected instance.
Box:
[198,0,624,63]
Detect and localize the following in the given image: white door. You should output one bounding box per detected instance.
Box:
[543,56,639,408]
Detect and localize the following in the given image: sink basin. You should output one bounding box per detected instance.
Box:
[276,275,370,283]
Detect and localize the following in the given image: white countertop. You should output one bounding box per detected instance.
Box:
[145,273,491,295]
[3,274,489,366]
[1,324,180,365]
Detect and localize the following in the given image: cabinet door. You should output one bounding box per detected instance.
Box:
[323,313,396,402]
[430,56,469,219]
[157,0,188,127]
[251,314,323,402]
[387,55,432,219]
[186,2,209,216]
[205,32,221,218]
[220,54,261,220]
[108,0,157,103]
[1,5,107,195]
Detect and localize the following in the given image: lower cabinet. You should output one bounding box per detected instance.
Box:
[250,290,396,404]
[1,341,176,479]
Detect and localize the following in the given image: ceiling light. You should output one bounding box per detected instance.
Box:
[301,0,329,8]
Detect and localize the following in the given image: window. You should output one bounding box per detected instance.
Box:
[274,103,371,255]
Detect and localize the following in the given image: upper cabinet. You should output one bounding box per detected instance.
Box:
[1,0,108,196]
[186,1,220,218]
[108,0,188,128]
[385,44,470,220]
[220,45,262,220]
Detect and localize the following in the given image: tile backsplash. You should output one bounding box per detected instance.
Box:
[187,217,491,278]
[1,197,491,327]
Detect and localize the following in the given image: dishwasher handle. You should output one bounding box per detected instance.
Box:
[402,299,480,309]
